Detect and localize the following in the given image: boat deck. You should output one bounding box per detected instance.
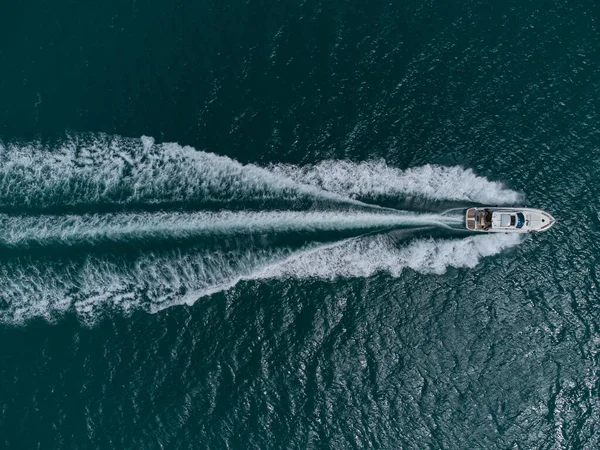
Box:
[466,208,476,230]
[465,206,556,233]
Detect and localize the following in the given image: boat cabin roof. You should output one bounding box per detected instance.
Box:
[492,211,525,229]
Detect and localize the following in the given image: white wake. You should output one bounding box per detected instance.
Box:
[0,210,460,247]
[0,134,522,209]
[0,233,523,325]
[269,160,523,204]
[253,232,523,279]
[0,133,527,325]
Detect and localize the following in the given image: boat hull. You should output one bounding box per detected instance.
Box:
[465,207,555,233]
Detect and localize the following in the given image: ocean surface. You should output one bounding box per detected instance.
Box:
[1,0,599,448]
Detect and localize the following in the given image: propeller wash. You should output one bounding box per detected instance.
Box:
[0,134,524,324]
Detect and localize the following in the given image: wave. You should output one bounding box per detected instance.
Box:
[0,134,366,211]
[0,245,294,325]
[0,134,522,211]
[0,132,525,325]
[0,210,461,249]
[0,233,522,325]
[253,232,523,279]
[269,160,523,204]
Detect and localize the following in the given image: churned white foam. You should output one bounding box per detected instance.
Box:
[0,232,523,325]
[0,210,460,248]
[0,246,294,325]
[252,232,523,279]
[0,134,361,210]
[0,134,521,210]
[269,160,523,204]
[0,133,526,325]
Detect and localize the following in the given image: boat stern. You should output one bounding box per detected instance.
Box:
[466,208,477,231]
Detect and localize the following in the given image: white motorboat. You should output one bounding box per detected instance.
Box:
[465,207,555,233]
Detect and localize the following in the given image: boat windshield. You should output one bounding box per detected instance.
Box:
[516,213,525,228]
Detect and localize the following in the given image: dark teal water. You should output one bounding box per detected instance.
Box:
[1,0,600,448]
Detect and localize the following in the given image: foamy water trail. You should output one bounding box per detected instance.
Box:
[0,134,522,210]
[0,246,295,325]
[253,232,524,279]
[269,160,523,204]
[0,211,460,248]
[188,234,524,303]
[0,233,522,325]
[0,133,526,325]
[0,134,367,210]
